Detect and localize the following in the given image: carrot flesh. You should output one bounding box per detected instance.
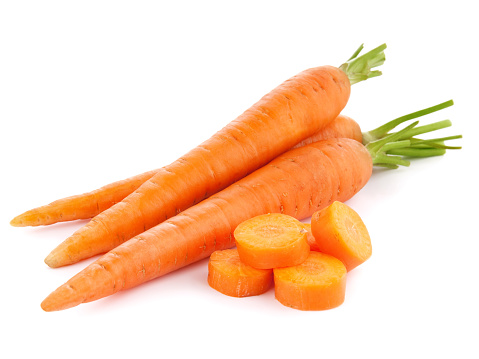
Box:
[310,201,372,271]
[273,252,347,311]
[41,138,372,311]
[234,213,310,269]
[44,65,352,268]
[301,223,321,252]
[207,248,273,297]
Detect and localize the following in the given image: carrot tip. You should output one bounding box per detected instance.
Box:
[41,282,86,312]
[44,252,63,268]
[9,216,24,227]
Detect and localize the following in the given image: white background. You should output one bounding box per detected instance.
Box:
[1,1,478,358]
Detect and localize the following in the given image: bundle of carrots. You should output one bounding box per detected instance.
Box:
[10,44,462,311]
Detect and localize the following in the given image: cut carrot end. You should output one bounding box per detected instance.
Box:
[273,252,347,311]
[234,213,310,269]
[311,201,372,271]
[301,223,321,252]
[207,248,273,297]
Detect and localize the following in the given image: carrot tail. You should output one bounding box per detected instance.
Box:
[41,138,372,311]
[10,170,159,227]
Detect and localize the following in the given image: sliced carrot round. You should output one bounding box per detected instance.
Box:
[234,213,310,269]
[207,248,273,297]
[311,201,372,271]
[273,252,347,311]
[301,223,321,252]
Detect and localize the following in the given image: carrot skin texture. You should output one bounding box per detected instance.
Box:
[292,114,362,149]
[41,138,371,311]
[10,114,360,228]
[44,66,351,268]
[10,170,159,227]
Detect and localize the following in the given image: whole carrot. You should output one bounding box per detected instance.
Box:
[9,114,362,228]
[41,108,462,311]
[43,44,387,268]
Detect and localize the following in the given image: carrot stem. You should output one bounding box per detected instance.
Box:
[347,43,365,61]
[387,147,446,157]
[360,99,461,168]
[363,99,454,142]
[410,135,463,149]
[339,43,387,85]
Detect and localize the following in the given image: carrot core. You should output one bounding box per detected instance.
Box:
[234,213,310,269]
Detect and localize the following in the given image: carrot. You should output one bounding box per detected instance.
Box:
[41,104,461,311]
[301,223,321,251]
[234,213,310,269]
[311,201,372,271]
[273,252,347,311]
[9,114,362,228]
[10,170,158,227]
[40,137,373,311]
[43,44,387,268]
[207,248,273,297]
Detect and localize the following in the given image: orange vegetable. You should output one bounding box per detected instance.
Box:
[234,213,310,269]
[300,223,321,252]
[10,115,362,228]
[207,248,273,297]
[273,252,347,311]
[311,201,372,271]
[10,170,158,227]
[40,99,462,311]
[41,137,373,311]
[42,45,387,268]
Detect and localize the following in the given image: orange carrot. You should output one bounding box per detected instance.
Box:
[41,102,462,311]
[207,248,273,297]
[234,213,310,269]
[292,114,362,149]
[311,201,372,271]
[10,115,362,228]
[10,170,158,227]
[273,252,347,311]
[41,137,373,311]
[301,223,321,251]
[43,44,387,268]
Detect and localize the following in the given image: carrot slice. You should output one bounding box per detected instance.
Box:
[234,213,310,269]
[273,252,347,311]
[311,201,372,271]
[301,223,321,252]
[207,248,273,297]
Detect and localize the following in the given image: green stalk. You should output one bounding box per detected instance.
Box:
[339,43,387,85]
[362,100,454,143]
[361,100,462,169]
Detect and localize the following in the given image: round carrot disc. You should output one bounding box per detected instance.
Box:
[311,201,372,271]
[234,213,310,269]
[273,252,347,311]
[207,248,273,297]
